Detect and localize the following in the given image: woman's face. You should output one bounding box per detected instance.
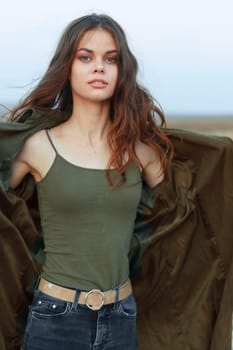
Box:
[70,28,118,105]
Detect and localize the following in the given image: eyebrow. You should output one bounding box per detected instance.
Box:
[77,48,118,54]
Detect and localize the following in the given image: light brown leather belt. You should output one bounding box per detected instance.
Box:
[38,277,132,310]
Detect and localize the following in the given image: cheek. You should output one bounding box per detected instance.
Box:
[70,60,87,78]
[70,65,80,81]
[70,66,85,90]
[111,68,118,87]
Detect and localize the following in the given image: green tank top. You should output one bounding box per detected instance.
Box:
[36,130,142,291]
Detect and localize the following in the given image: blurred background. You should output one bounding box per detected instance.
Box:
[0,0,232,138]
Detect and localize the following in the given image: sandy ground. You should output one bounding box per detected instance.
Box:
[166,116,233,140]
[1,114,233,140]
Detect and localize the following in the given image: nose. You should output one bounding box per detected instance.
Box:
[94,65,104,73]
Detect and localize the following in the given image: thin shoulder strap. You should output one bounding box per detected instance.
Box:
[45,129,58,155]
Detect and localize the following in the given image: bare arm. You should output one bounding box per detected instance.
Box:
[10,157,31,189]
[10,130,51,189]
[135,141,165,188]
[142,159,164,188]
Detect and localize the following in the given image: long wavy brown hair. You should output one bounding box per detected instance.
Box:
[10,13,173,186]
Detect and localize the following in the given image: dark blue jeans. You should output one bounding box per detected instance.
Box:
[21,288,137,350]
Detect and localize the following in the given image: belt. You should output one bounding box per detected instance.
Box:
[38,277,132,311]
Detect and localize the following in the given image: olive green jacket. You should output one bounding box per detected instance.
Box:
[0,110,233,350]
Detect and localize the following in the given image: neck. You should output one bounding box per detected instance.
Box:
[66,100,112,143]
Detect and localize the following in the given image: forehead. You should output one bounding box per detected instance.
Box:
[77,29,117,51]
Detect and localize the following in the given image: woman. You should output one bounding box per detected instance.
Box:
[9,13,172,350]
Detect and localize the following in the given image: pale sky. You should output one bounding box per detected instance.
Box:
[0,0,232,116]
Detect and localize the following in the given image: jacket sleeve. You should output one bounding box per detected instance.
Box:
[129,157,196,279]
[0,178,43,349]
[0,109,66,349]
[131,130,233,350]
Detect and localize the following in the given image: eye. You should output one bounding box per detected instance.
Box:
[105,56,118,64]
[78,55,92,62]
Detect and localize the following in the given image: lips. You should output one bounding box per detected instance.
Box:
[88,79,108,87]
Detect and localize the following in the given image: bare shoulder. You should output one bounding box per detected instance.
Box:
[135,140,158,168]
[18,129,48,162]
[10,130,50,188]
[135,140,165,188]
[24,129,48,148]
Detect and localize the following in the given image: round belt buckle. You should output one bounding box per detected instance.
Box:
[85,289,105,311]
